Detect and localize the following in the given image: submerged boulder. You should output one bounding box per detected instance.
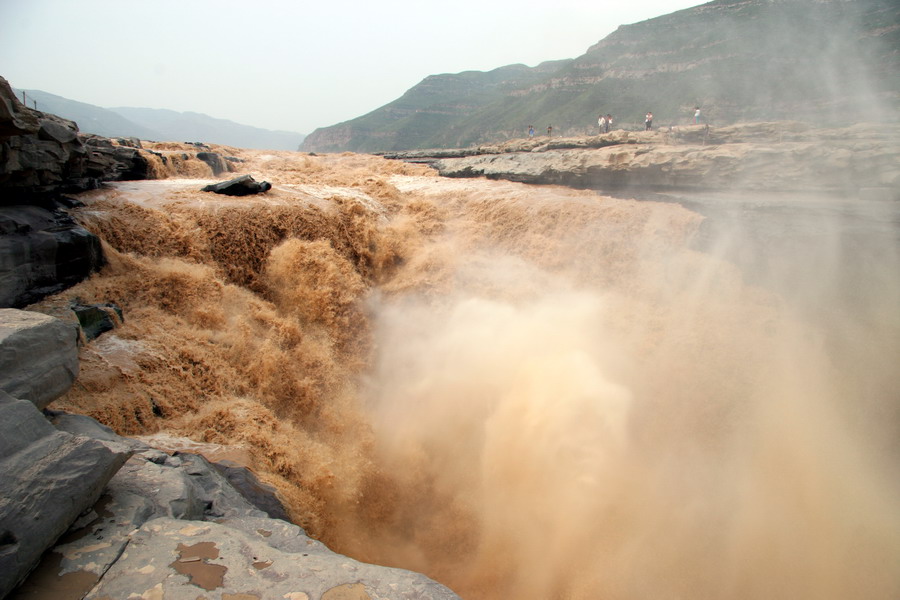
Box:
[196,151,230,175]
[201,173,272,196]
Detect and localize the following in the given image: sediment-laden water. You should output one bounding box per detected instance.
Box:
[39,145,900,599]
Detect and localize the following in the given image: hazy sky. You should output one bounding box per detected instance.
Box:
[1,0,701,134]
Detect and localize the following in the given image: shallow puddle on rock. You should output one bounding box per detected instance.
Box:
[169,541,227,591]
[6,552,98,600]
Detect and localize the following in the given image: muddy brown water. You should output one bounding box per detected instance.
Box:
[25,148,900,600]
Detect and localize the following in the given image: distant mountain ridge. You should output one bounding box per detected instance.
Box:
[301,0,900,153]
[11,88,306,151]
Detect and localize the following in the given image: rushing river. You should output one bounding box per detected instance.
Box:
[41,148,900,600]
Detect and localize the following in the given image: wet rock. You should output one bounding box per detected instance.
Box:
[48,410,145,454]
[174,452,269,520]
[201,174,272,196]
[196,151,230,175]
[211,459,291,521]
[107,450,262,523]
[0,390,130,598]
[11,412,462,599]
[0,76,156,196]
[70,301,123,341]
[81,134,155,181]
[87,517,460,600]
[0,309,79,409]
[114,137,143,149]
[0,202,104,308]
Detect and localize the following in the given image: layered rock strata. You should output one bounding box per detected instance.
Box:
[385,123,900,199]
[0,200,104,308]
[0,77,162,196]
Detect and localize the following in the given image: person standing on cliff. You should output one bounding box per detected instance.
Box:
[528,125,535,138]
[605,114,613,133]
[645,111,653,130]
[547,125,553,136]
[598,114,606,133]
[694,107,701,124]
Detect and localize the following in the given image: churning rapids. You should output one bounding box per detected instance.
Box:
[36,144,900,599]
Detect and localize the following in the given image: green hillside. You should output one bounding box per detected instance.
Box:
[302,0,900,153]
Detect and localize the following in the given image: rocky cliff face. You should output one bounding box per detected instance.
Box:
[0,76,242,308]
[302,0,900,153]
[0,78,159,196]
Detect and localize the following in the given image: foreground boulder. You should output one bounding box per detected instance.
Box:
[0,309,79,409]
[202,174,272,196]
[0,390,131,598]
[11,426,461,600]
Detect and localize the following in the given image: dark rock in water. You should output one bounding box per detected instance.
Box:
[0,202,104,308]
[211,459,291,521]
[201,174,272,196]
[0,309,79,410]
[196,151,229,175]
[70,301,123,341]
[0,389,131,599]
[115,136,142,148]
[81,134,155,181]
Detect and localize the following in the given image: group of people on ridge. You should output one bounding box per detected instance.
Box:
[529,106,700,138]
[598,113,614,133]
[527,124,553,137]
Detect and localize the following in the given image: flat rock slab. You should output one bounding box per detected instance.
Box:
[85,517,460,600]
[0,309,79,409]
